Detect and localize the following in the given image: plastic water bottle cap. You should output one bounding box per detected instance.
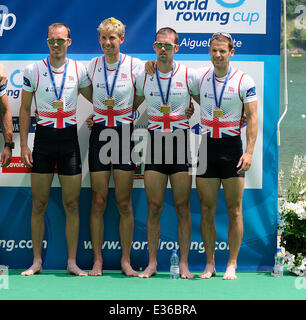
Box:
[172,249,177,253]
[277,248,282,252]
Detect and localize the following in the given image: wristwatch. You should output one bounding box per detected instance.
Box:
[4,142,15,149]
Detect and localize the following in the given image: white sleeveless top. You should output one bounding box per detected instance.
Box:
[198,66,257,138]
[136,63,199,132]
[88,54,144,127]
[23,58,90,129]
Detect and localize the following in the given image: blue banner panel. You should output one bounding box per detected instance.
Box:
[1,1,280,54]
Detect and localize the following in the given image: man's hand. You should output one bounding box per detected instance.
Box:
[21,146,33,168]
[185,102,194,119]
[145,60,156,76]
[86,113,94,130]
[0,147,12,167]
[236,152,252,174]
[34,109,39,122]
[0,64,7,86]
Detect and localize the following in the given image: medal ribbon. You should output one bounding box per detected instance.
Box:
[47,57,67,101]
[212,66,231,109]
[156,62,176,106]
[103,53,122,98]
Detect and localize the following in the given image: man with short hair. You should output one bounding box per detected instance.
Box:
[20,23,93,276]
[196,32,258,280]
[87,18,144,276]
[0,64,13,167]
[136,27,199,279]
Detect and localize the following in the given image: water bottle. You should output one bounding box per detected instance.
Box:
[271,248,284,277]
[170,249,179,279]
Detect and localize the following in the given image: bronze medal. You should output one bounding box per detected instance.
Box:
[104,97,115,107]
[52,100,64,109]
[160,104,171,113]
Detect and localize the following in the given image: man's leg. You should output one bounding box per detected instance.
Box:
[139,170,168,278]
[196,177,221,279]
[21,173,53,276]
[169,171,193,279]
[113,169,138,276]
[59,174,87,276]
[222,177,245,280]
[89,171,111,276]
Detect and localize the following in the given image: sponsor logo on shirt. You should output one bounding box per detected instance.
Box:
[246,86,256,97]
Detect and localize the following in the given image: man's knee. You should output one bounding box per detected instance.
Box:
[148,199,163,216]
[92,192,107,211]
[116,198,131,215]
[201,202,217,217]
[63,198,79,214]
[174,200,190,217]
[32,198,48,215]
[226,203,242,220]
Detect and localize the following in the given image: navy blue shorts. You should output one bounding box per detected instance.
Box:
[196,135,245,179]
[89,123,135,172]
[144,129,191,175]
[31,124,81,175]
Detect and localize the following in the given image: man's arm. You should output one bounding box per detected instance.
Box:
[79,84,93,103]
[0,64,7,86]
[191,94,200,105]
[0,93,13,167]
[19,89,34,167]
[133,94,145,110]
[237,100,258,173]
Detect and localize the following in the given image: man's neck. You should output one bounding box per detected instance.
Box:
[49,56,66,69]
[105,52,120,65]
[214,64,230,78]
[157,60,174,74]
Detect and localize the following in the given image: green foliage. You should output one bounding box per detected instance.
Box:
[281,1,306,50]
[279,156,306,275]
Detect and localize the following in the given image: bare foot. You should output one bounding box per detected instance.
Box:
[180,263,194,279]
[21,260,42,276]
[198,264,216,279]
[67,262,88,276]
[121,262,138,277]
[89,261,103,276]
[223,264,237,280]
[138,264,157,278]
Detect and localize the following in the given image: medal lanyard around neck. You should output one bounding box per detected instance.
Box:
[212,66,231,109]
[47,57,67,101]
[156,62,176,105]
[103,53,122,98]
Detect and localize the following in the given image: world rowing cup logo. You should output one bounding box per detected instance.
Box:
[216,0,246,8]
[0,5,17,37]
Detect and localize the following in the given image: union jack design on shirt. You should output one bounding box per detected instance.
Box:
[88,54,144,127]
[22,58,90,129]
[93,105,133,127]
[148,107,190,132]
[199,66,257,138]
[136,63,199,132]
[200,107,242,138]
[38,105,77,129]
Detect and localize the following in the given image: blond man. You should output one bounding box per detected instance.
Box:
[87,18,145,276]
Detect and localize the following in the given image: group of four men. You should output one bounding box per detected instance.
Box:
[0,18,258,280]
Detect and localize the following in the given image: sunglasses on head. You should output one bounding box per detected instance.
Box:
[211,32,232,40]
[103,18,121,25]
[47,38,69,45]
[154,42,176,50]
